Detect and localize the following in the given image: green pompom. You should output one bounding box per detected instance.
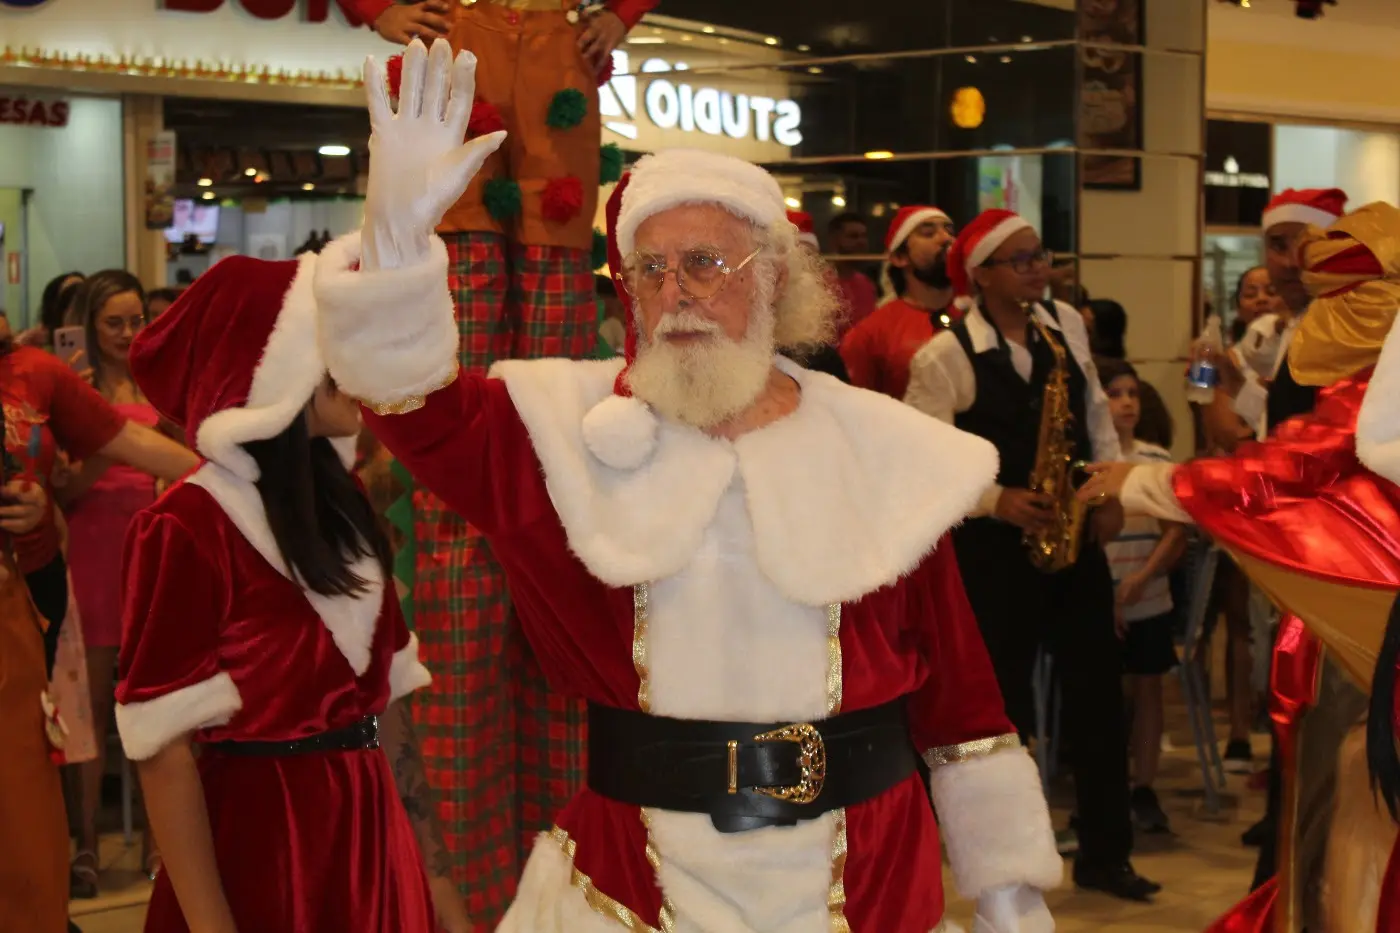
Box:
[546,88,588,130]
[483,178,522,220]
[591,228,608,272]
[599,142,624,184]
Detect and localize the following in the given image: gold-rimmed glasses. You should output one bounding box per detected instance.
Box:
[619,247,762,301]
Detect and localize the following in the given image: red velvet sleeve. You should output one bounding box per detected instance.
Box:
[335,0,391,27]
[606,0,657,30]
[113,507,242,760]
[905,540,1016,752]
[362,374,554,537]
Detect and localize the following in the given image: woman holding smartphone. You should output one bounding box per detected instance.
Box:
[115,247,451,932]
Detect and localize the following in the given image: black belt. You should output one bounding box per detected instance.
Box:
[587,698,917,834]
[206,715,380,757]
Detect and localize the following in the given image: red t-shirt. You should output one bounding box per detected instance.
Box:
[834,271,879,339]
[0,347,126,573]
[839,298,962,400]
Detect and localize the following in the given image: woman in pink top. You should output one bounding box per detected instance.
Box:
[60,270,171,895]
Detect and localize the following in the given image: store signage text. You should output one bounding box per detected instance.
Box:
[161,0,365,23]
[1204,155,1269,190]
[0,96,70,127]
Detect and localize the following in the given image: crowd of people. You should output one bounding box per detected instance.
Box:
[2,21,1399,933]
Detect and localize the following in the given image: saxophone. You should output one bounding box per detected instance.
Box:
[1024,307,1090,573]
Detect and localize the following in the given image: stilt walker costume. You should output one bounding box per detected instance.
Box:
[317,41,1062,933]
[342,0,654,921]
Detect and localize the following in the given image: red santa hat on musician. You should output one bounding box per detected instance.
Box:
[945,208,1033,297]
[128,251,351,482]
[1262,187,1347,232]
[880,204,952,301]
[787,210,820,251]
[582,149,789,470]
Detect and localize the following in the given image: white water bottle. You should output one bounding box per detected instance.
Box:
[1186,316,1223,404]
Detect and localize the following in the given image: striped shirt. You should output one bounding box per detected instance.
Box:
[1106,441,1176,622]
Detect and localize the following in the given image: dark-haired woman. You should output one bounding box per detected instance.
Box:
[59,270,168,893]
[1080,202,1400,933]
[16,271,85,349]
[115,252,445,933]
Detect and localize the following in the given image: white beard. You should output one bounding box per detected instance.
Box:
[627,304,776,430]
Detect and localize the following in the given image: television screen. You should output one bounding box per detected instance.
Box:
[164,199,220,244]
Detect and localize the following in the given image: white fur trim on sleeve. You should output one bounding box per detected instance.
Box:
[1357,313,1400,487]
[1121,461,1192,524]
[313,232,459,411]
[388,633,433,702]
[929,746,1063,897]
[115,672,242,762]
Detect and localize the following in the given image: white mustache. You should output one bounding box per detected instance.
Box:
[653,311,723,338]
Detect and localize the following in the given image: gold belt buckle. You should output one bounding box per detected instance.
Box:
[725,722,827,805]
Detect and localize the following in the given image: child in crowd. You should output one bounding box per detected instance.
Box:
[1099,358,1187,833]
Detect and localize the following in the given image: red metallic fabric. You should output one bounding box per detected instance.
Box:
[1203,877,1278,933]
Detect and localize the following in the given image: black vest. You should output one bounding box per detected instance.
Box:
[951,304,1094,490]
[1266,357,1318,429]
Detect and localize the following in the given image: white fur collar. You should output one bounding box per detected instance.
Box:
[490,356,998,605]
[186,461,384,675]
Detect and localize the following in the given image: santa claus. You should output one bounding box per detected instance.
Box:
[316,40,1061,932]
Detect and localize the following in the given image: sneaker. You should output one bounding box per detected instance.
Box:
[1072,859,1162,901]
[1223,739,1253,774]
[1130,785,1171,833]
[1055,827,1080,855]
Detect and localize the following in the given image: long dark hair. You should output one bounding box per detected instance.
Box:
[71,270,147,393]
[1088,299,1127,359]
[1369,597,1400,820]
[243,416,392,598]
[40,271,84,335]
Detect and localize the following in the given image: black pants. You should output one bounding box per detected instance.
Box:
[24,553,68,680]
[954,518,1133,867]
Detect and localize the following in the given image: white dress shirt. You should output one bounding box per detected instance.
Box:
[905,299,1123,517]
[1232,314,1301,432]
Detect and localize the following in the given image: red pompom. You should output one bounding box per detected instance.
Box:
[385,54,404,100]
[542,176,584,224]
[469,99,506,137]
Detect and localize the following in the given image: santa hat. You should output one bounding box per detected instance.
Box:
[1261,187,1347,232]
[788,210,819,250]
[879,205,951,302]
[946,208,1033,296]
[129,251,333,482]
[581,150,787,470]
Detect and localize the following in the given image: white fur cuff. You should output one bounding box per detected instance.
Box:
[388,633,433,702]
[115,672,243,762]
[313,232,459,411]
[929,746,1063,897]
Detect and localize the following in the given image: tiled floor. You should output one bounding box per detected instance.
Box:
[69,732,1266,932]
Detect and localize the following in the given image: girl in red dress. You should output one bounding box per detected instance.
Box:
[113,252,443,933]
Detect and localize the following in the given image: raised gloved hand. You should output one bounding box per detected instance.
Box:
[973,884,1055,933]
[360,38,506,272]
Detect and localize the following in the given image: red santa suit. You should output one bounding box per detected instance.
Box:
[316,149,1062,931]
[112,253,436,933]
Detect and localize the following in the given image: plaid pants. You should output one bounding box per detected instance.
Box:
[408,232,594,925]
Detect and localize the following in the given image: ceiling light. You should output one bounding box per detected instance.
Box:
[244,167,257,177]
[864,150,894,160]
[807,66,823,74]
[764,37,779,46]
[797,44,811,52]
[1021,34,1033,42]
[627,36,665,44]
[202,191,215,200]
[1000,55,1012,63]
[965,55,977,64]
[831,194,847,208]
[255,173,268,183]
[197,177,213,187]
[680,34,692,42]
[318,144,351,157]
[784,196,801,209]
[701,25,716,34]
[302,183,315,191]
[718,38,729,45]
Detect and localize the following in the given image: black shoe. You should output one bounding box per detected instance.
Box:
[1223,738,1254,774]
[1073,860,1162,901]
[1241,817,1273,848]
[1131,785,1171,834]
[68,922,83,933]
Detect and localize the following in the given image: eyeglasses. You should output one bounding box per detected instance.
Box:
[619,247,762,301]
[983,249,1054,274]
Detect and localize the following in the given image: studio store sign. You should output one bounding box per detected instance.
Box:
[602,51,802,162]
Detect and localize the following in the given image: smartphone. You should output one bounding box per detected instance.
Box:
[53,326,87,372]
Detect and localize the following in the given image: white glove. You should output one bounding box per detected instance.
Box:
[972,884,1054,933]
[360,38,506,272]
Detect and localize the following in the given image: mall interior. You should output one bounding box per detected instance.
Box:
[2,0,1400,931]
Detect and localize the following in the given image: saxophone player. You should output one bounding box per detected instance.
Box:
[905,209,1155,902]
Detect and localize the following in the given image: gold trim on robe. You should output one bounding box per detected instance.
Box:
[923,732,1022,768]
[364,370,459,417]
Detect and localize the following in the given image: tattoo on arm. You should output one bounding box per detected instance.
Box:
[383,701,454,880]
